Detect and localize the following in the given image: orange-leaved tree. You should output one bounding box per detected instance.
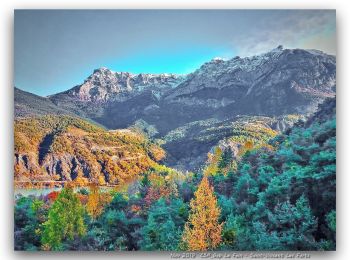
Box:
[181,177,222,251]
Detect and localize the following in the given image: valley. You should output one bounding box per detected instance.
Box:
[14,46,336,251]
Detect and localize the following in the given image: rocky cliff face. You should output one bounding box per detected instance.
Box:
[52,68,185,103]
[164,46,335,116]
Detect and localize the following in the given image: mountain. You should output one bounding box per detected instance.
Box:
[48,69,185,119]
[49,46,335,134]
[14,87,73,117]
[16,46,336,171]
[53,68,184,103]
[14,115,165,187]
[164,46,335,117]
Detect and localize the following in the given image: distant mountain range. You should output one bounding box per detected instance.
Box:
[15,46,336,171]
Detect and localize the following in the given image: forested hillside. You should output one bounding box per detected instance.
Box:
[162,114,303,170]
[208,98,336,250]
[14,98,335,251]
[14,87,72,117]
[14,115,165,187]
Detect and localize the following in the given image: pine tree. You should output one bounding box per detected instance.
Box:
[181,177,222,250]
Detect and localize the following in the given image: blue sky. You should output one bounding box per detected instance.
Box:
[14,10,336,96]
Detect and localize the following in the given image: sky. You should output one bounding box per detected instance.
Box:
[14,10,336,96]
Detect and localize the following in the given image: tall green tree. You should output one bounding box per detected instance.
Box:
[41,187,86,250]
[139,198,188,250]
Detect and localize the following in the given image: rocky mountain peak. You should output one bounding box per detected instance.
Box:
[92,67,111,74]
[165,47,336,114]
[59,68,185,103]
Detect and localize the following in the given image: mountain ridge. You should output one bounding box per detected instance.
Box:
[50,68,185,103]
[15,46,336,171]
[16,46,336,125]
[14,87,74,118]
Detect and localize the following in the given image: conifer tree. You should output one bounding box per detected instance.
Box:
[181,177,222,250]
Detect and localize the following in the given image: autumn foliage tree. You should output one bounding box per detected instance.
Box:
[86,183,112,219]
[203,147,222,176]
[181,177,222,251]
[86,184,102,219]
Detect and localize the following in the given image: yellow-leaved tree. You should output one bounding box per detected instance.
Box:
[181,177,222,251]
[86,183,111,219]
[203,147,222,176]
[86,183,101,219]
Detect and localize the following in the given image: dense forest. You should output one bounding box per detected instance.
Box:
[14,98,336,251]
